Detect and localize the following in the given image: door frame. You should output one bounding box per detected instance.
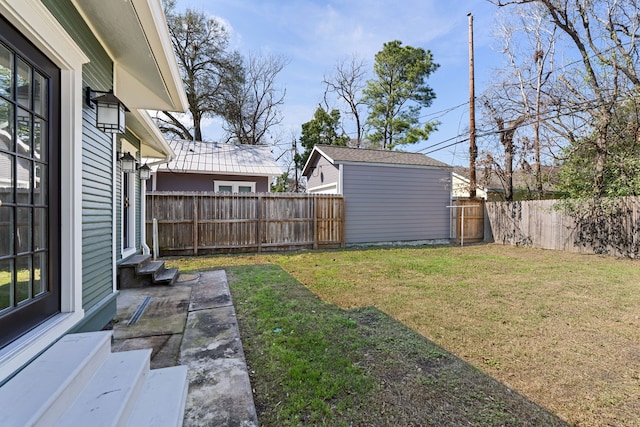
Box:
[120,138,137,259]
[0,0,87,382]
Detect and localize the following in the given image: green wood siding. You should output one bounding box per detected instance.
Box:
[43,0,115,311]
[115,142,122,259]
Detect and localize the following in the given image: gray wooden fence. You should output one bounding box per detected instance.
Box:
[486,197,640,258]
[147,192,345,256]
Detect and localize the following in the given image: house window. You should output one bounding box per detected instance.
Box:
[214,180,256,193]
[0,16,61,349]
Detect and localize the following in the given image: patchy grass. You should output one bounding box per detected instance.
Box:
[226,264,565,426]
[168,244,640,426]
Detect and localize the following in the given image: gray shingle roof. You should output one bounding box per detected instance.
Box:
[313,145,451,168]
[158,140,282,176]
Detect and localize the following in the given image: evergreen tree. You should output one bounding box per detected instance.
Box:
[364,40,439,150]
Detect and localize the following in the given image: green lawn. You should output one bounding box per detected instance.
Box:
[168,244,640,426]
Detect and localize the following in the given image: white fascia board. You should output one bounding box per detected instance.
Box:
[132,0,189,112]
[301,146,335,176]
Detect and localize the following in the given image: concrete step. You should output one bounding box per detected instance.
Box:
[0,331,189,427]
[56,349,151,427]
[154,267,179,285]
[120,254,151,269]
[138,260,165,277]
[0,331,112,427]
[118,255,179,288]
[127,365,189,427]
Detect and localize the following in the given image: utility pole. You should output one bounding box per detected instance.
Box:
[292,137,299,192]
[468,12,477,199]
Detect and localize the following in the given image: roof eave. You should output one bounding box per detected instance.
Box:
[72,0,188,112]
[302,146,334,176]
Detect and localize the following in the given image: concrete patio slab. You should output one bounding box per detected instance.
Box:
[113,286,191,339]
[111,269,258,427]
[189,270,231,311]
[111,334,182,369]
[181,307,256,426]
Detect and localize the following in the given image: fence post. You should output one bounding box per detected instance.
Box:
[152,218,158,260]
[313,195,319,250]
[193,195,198,255]
[340,197,346,248]
[257,194,262,252]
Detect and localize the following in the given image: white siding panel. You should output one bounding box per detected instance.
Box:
[343,164,451,244]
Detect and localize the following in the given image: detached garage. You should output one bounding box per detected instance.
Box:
[302,145,452,245]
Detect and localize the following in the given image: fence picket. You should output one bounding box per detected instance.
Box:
[147,192,345,256]
[486,197,640,258]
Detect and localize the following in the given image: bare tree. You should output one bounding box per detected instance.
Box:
[481,87,527,201]
[477,4,556,200]
[158,0,242,141]
[323,55,368,147]
[491,0,640,197]
[221,53,288,145]
[494,5,557,198]
[272,131,301,192]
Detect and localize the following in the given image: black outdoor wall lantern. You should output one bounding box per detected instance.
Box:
[118,151,137,174]
[86,87,127,134]
[138,163,152,180]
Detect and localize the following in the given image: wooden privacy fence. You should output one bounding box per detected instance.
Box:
[147,192,345,256]
[486,197,640,258]
[449,199,485,245]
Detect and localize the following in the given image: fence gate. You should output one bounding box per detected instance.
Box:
[453,199,485,245]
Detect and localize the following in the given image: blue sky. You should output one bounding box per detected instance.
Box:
[175,0,504,166]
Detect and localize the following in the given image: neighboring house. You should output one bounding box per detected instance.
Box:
[149,139,282,193]
[302,145,453,245]
[452,167,499,200]
[453,166,562,200]
[0,0,187,404]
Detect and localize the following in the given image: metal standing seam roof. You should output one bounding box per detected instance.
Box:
[311,145,452,168]
[158,140,282,176]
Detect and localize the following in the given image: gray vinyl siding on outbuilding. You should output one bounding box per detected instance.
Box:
[44,0,115,313]
[303,145,453,246]
[343,164,451,244]
[306,155,340,192]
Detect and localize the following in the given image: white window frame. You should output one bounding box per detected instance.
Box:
[214,180,256,193]
[0,0,88,382]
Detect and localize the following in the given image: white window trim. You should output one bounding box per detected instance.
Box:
[0,0,88,382]
[214,180,256,193]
